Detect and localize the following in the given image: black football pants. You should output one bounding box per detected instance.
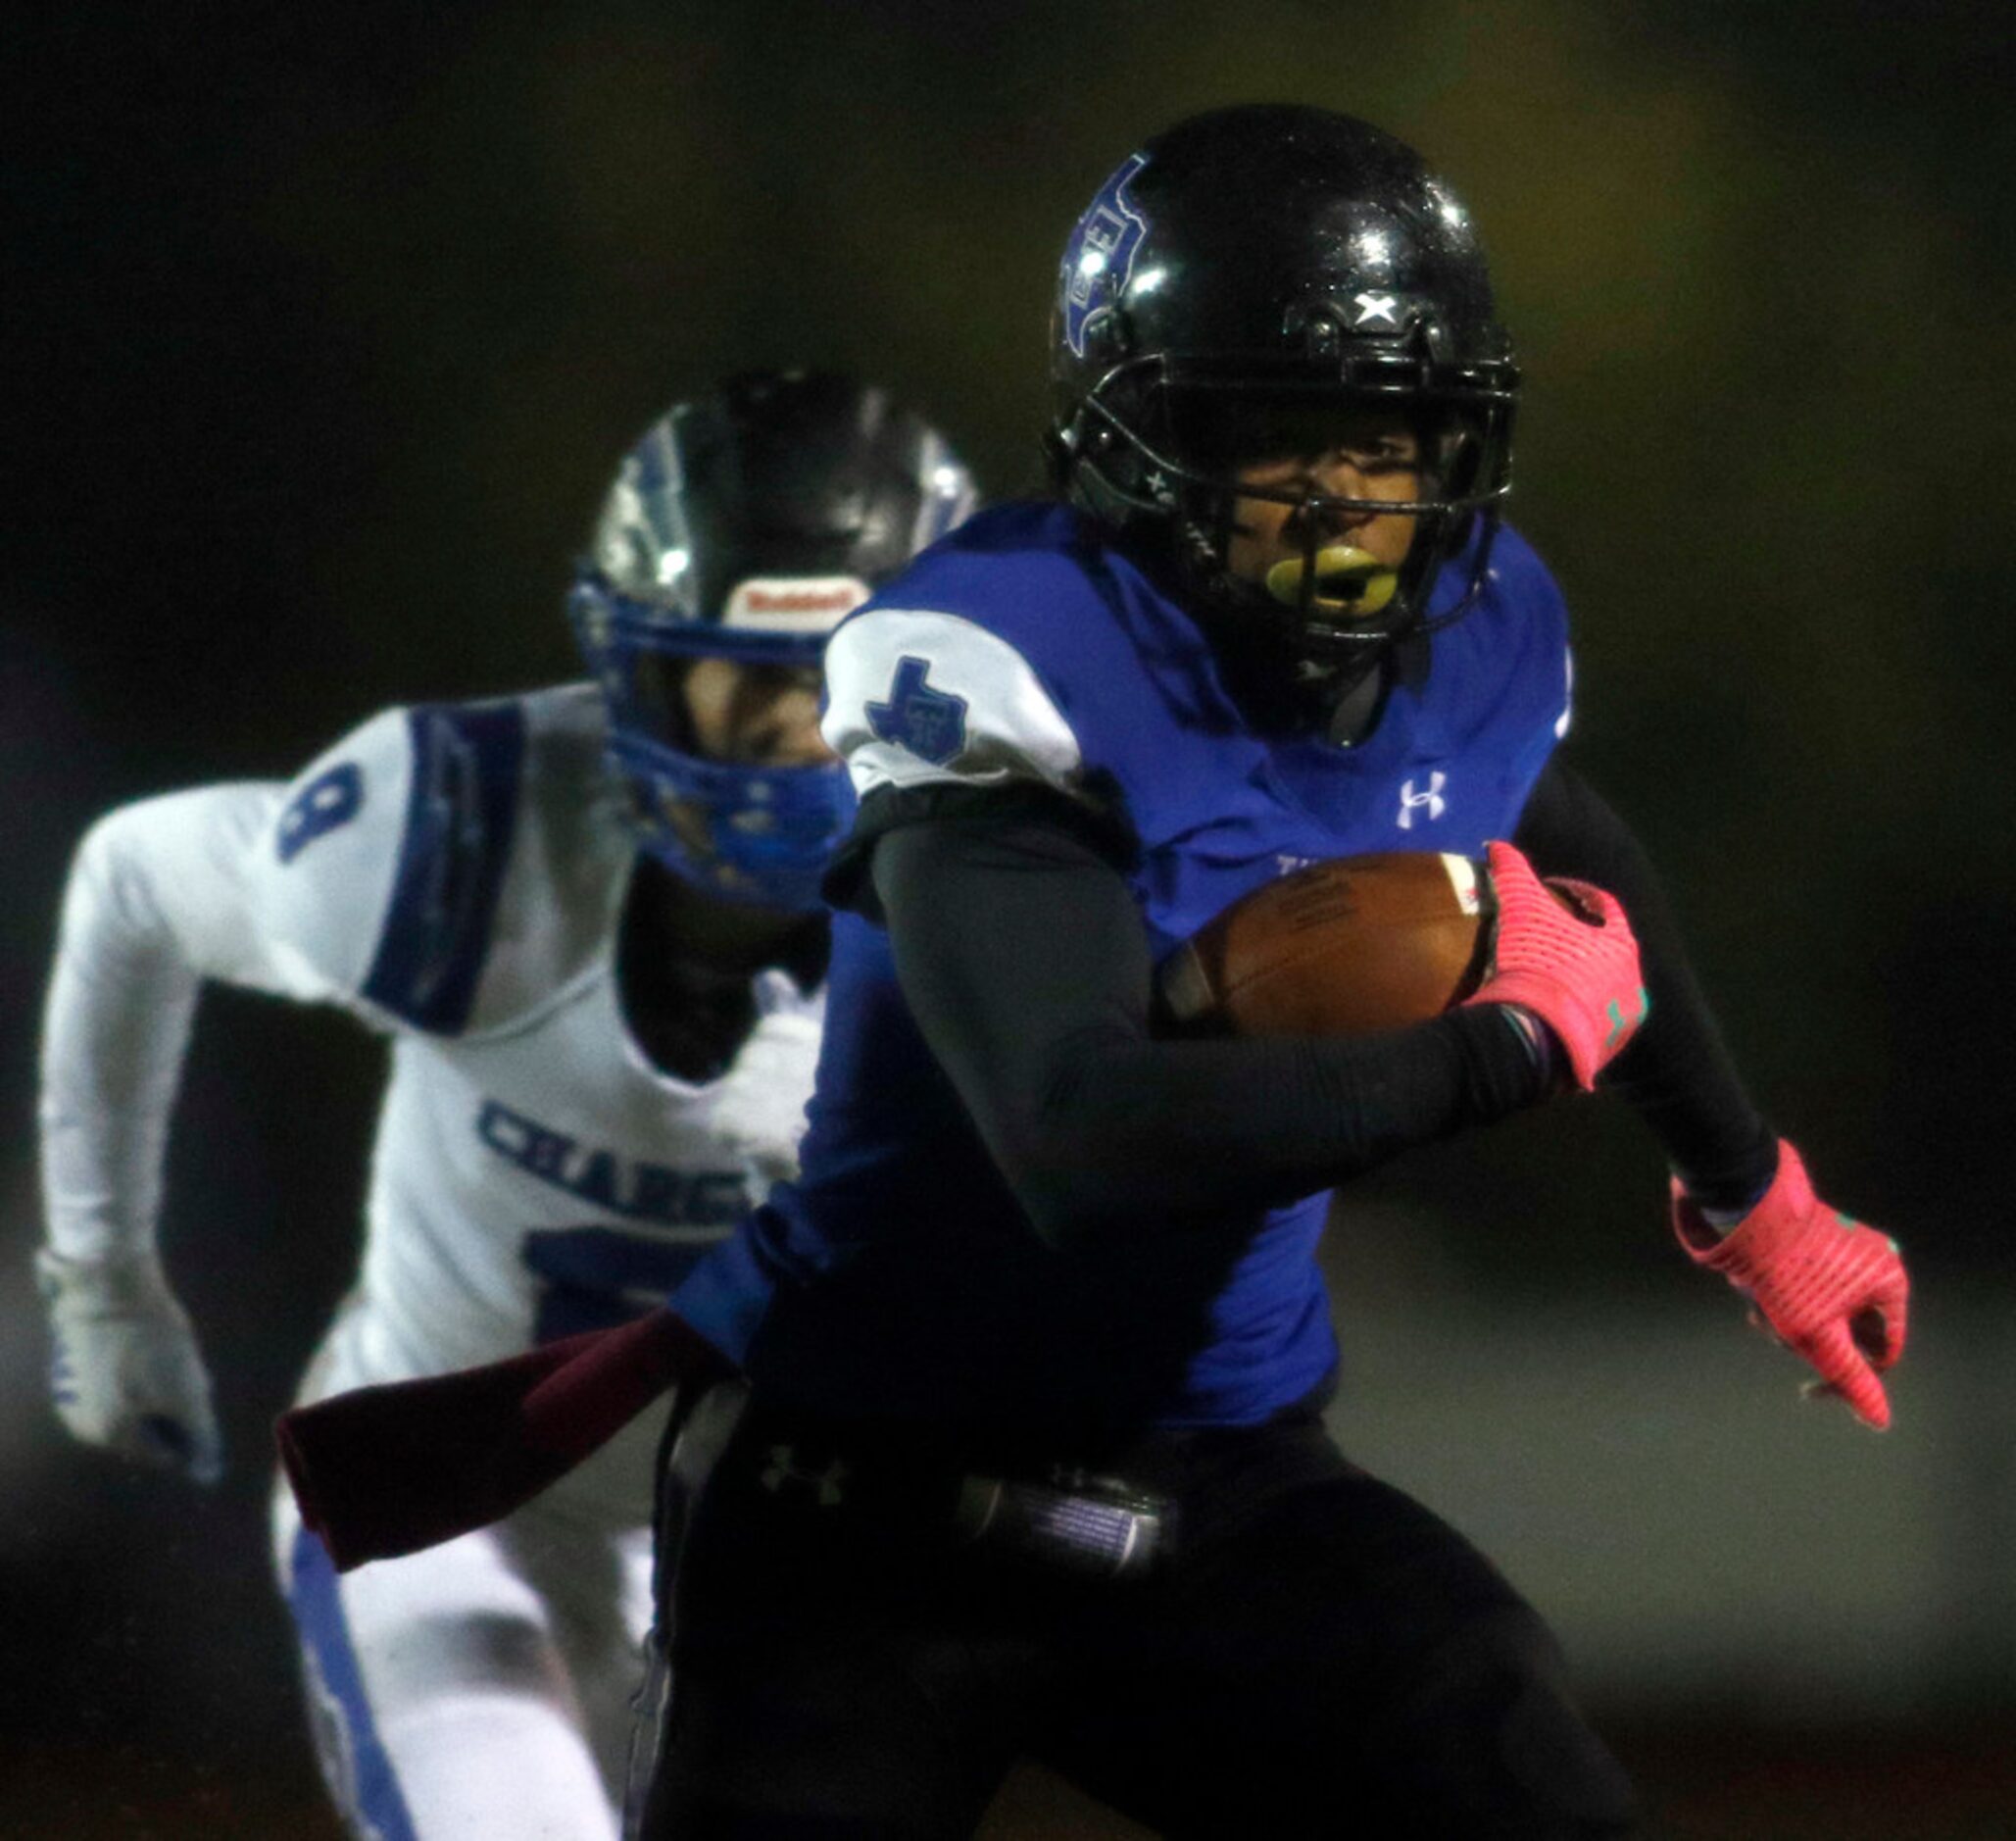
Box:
[635,1396,1638,1840]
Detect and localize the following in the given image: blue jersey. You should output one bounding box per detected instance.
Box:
[673,501,1573,1433]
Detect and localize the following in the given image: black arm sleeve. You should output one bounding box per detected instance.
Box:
[861,791,1548,1247]
[1513,754,1778,1209]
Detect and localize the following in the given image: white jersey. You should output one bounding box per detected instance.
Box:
[39,681,822,1523]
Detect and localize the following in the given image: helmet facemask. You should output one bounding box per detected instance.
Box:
[569,580,855,914]
[1062,342,1515,719]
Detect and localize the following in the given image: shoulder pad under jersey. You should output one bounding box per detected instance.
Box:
[823,605,1089,802]
[820,505,1118,805]
[1441,522,1575,754]
[252,686,629,1036]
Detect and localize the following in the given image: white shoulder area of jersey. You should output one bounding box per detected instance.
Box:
[246,685,632,1037]
[59,779,304,999]
[821,607,1085,800]
[243,703,417,1012]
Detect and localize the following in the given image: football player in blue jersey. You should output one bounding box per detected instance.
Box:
[280,108,1910,1839]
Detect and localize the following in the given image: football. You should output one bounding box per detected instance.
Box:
[1157,852,1490,1037]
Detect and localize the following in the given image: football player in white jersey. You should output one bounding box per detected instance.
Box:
[34,371,977,1841]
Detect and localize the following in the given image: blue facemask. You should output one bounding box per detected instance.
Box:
[569,577,856,913]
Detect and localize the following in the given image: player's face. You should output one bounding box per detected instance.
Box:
[680,658,833,766]
[1222,414,1422,609]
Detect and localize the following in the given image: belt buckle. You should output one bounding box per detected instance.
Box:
[953,1465,1167,1579]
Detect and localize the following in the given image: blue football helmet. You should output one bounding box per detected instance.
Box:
[570,373,977,910]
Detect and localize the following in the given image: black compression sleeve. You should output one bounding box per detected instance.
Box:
[1514,755,1778,1208]
[865,800,1547,1247]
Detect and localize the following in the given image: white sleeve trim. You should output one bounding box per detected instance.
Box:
[822,607,1085,799]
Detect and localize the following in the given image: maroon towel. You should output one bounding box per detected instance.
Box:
[275,1308,718,1570]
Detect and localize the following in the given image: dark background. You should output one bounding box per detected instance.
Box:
[4,2,2012,1834]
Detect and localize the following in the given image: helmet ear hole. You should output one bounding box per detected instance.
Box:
[1062,403,1156,529]
[1072,456,1146,531]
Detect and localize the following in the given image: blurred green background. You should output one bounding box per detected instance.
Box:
[4,1,2012,1833]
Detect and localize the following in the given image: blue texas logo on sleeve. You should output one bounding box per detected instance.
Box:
[865,656,970,768]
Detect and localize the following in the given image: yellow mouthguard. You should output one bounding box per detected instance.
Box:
[1264,545,1399,618]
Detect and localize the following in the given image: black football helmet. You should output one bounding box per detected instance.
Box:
[1049,105,1518,713]
[570,372,977,910]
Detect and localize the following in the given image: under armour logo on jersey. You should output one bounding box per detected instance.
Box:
[759,1445,849,1507]
[1352,291,1400,326]
[865,655,969,767]
[1398,772,1448,828]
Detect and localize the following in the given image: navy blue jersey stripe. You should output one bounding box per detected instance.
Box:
[362,701,525,1033]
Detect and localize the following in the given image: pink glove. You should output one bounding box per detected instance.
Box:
[1674,1139,1909,1430]
[1463,840,1647,1090]
[276,1307,722,1570]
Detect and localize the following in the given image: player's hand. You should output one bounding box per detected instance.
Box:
[1674,1138,1909,1430]
[36,1248,223,1483]
[1463,840,1647,1091]
[711,969,822,1191]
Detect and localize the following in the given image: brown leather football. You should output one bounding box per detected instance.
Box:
[1157,852,1490,1037]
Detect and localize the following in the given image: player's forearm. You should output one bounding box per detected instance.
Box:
[40,846,202,1261]
[996,1008,1541,1237]
[37,792,276,1261]
[1513,755,1776,1207]
[871,812,1544,1244]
